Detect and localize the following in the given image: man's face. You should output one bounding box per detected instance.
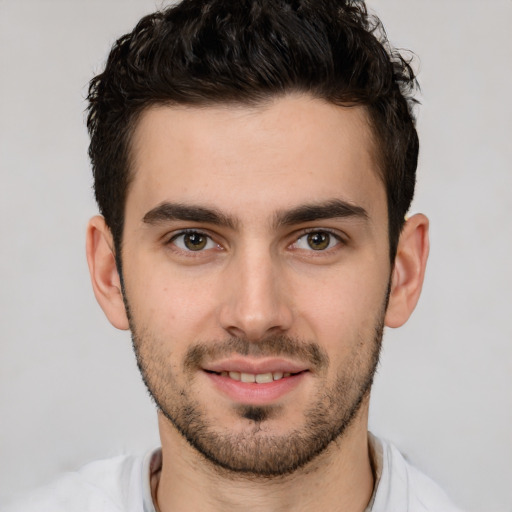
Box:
[121,95,391,475]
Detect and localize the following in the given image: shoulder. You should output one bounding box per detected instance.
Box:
[3,454,145,512]
[371,435,465,512]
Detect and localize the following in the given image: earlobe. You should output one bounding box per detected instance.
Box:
[384,213,430,328]
[86,216,130,330]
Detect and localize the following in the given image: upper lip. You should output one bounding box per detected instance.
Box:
[203,357,309,375]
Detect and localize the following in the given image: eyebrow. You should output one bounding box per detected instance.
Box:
[274,199,368,227]
[142,199,368,230]
[143,202,238,229]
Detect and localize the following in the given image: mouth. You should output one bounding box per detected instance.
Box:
[202,360,310,405]
[205,369,305,383]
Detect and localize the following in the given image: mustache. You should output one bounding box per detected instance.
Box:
[184,335,329,373]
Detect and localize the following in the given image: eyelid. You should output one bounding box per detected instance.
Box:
[289,228,346,251]
[168,228,209,240]
[167,229,221,252]
[293,227,346,240]
[163,227,347,252]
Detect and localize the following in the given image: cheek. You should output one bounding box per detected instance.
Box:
[290,263,389,343]
[124,256,222,341]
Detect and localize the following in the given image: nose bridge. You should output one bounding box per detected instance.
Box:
[219,239,292,340]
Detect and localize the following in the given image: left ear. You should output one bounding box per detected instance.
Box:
[385,213,430,328]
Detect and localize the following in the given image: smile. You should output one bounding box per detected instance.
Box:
[204,367,308,405]
[213,371,294,383]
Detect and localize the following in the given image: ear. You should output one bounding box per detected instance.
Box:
[86,215,130,330]
[385,213,430,328]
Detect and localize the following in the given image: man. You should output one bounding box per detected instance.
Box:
[6,0,463,510]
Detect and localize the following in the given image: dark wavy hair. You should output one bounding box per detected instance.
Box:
[87,0,419,263]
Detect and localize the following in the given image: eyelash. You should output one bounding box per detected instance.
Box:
[166,228,345,254]
[291,229,345,252]
[167,229,220,254]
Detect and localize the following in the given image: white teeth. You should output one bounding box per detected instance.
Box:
[222,371,291,383]
[255,373,273,384]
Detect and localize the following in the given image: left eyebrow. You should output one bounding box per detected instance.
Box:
[274,199,369,228]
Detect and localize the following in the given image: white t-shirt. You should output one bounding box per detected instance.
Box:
[3,435,464,512]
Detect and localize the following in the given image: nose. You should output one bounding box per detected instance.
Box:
[218,246,294,341]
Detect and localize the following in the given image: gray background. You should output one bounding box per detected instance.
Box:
[1,1,511,510]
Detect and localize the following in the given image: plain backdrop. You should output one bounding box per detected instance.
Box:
[1,1,511,511]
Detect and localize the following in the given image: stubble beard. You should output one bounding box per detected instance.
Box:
[127,306,384,478]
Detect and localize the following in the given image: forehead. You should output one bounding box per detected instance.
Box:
[127,95,385,224]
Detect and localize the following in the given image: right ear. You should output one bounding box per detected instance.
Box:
[86,216,130,330]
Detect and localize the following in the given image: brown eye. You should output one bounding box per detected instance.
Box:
[171,231,215,252]
[306,232,331,250]
[183,232,207,251]
[292,230,341,252]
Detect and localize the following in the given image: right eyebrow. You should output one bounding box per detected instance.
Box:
[142,202,238,230]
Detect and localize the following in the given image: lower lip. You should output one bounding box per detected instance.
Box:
[205,371,307,405]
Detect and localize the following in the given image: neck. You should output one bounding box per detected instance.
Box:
[154,403,374,512]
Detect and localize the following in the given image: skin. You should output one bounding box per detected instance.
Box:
[86,94,429,512]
